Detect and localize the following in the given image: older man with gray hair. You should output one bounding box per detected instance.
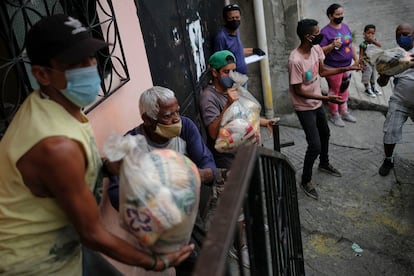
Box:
[107,86,217,209]
[106,86,217,275]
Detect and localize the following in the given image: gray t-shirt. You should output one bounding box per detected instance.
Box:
[391,48,414,107]
[199,85,235,169]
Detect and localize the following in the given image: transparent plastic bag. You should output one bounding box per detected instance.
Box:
[103,133,201,253]
[366,45,414,76]
[214,71,261,153]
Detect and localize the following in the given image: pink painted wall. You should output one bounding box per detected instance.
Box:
[86,2,176,274]
[87,1,152,156]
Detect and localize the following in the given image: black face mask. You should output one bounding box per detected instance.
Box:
[225,20,240,31]
[333,17,344,25]
[310,33,323,45]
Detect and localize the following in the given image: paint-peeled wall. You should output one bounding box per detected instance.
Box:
[188,12,207,82]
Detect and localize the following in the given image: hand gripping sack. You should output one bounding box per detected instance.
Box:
[103,133,201,253]
[366,45,414,76]
[215,71,261,153]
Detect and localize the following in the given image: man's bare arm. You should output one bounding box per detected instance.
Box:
[17,137,193,270]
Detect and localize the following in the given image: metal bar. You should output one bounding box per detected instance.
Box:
[273,122,281,152]
[193,145,304,276]
[193,145,258,276]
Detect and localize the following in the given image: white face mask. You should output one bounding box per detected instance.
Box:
[154,120,182,139]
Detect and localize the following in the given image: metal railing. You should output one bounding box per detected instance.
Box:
[193,143,304,276]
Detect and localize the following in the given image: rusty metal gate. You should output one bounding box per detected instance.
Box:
[134,0,223,127]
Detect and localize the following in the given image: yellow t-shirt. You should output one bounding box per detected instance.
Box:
[0,90,101,275]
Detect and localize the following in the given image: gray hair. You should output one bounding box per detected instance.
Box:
[139,86,176,119]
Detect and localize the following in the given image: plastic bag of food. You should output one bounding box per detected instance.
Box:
[103,133,201,253]
[215,71,261,153]
[366,45,414,76]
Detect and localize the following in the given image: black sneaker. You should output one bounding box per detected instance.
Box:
[364,88,376,98]
[318,163,342,177]
[372,88,382,95]
[301,181,318,200]
[379,158,394,176]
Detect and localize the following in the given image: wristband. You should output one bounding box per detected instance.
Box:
[146,253,157,271]
[160,255,170,271]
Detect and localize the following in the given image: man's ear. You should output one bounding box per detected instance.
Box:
[142,113,154,126]
[141,112,149,122]
[305,33,313,42]
[31,65,50,86]
[211,68,219,78]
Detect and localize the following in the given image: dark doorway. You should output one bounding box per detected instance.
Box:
[135,0,223,129]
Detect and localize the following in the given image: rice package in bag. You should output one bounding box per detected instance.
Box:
[215,71,261,153]
[103,133,201,253]
[366,45,414,76]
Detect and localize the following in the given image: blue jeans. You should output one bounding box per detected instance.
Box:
[296,106,331,184]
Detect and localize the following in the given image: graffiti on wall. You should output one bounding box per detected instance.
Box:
[187,13,206,81]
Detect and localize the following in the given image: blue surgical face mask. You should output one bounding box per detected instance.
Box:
[219,76,235,89]
[60,65,101,107]
[397,35,413,50]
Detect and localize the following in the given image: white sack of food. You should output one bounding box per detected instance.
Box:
[366,45,414,76]
[103,133,201,254]
[215,118,259,152]
[215,71,261,153]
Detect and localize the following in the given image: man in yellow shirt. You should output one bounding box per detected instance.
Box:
[0,14,193,275]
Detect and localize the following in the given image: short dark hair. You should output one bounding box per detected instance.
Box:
[297,19,319,40]
[326,3,342,17]
[364,24,376,32]
[222,3,241,19]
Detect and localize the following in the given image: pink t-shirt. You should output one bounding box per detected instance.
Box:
[288,45,324,111]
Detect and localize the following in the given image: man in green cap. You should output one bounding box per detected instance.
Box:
[200,50,275,170]
[199,50,276,269]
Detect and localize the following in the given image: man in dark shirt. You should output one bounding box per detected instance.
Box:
[214,3,265,75]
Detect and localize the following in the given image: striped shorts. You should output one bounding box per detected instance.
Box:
[383,98,414,144]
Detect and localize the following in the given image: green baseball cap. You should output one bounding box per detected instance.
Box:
[208,50,236,70]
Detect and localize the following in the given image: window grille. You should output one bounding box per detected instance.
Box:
[0,0,129,138]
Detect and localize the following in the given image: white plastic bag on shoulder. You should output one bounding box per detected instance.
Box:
[103,133,200,253]
[366,45,414,76]
[214,71,261,153]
